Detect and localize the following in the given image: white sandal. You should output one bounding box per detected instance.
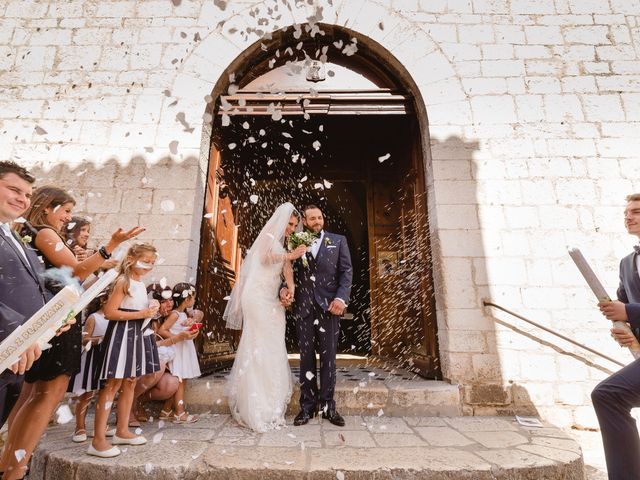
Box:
[72,429,87,443]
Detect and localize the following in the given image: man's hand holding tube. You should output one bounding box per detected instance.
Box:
[598,300,629,321]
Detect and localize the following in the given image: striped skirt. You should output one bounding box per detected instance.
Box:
[98,315,160,380]
[69,342,104,394]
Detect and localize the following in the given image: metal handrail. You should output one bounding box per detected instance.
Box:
[483,300,625,368]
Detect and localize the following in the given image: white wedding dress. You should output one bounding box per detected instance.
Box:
[224,204,295,432]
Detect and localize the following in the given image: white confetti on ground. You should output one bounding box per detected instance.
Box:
[337,471,345,480]
[378,153,391,163]
[153,432,163,444]
[135,427,143,435]
[378,409,384,417]
[144,463,154,474]
[55,404,74,424]
[160,200,175,212]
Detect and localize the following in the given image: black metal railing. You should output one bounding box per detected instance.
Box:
[483,300,625,368]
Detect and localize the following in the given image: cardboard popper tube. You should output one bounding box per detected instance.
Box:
[568,246,640,359]
[0,268,119,373]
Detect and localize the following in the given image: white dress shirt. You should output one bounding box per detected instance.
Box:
[311,230,324,258]
[1,222,29,263]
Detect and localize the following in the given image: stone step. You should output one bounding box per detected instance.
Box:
[30,415,585,479]
[185,365,463,417]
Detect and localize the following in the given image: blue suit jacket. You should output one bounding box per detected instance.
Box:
[0,228,49,343]
[292,231,353,318]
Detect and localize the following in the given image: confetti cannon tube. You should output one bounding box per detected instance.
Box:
[568,247,640,359]
[0,269,119,373]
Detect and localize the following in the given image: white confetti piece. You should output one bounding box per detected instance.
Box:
[144,463,154,474]
[287,433,296,438]
[14,449,26,462]
[84,341,92,352]
[259,129,266,136]
[228,143,237,150]
[323,179,333,189]
[312,140,321,150]
[223,296,231,301]
[105,401,113,410]
[319,327,325,333]
[153,432,163,444]
[314,183,324,190]
[158,420,165,428]
[191,454,199,460]
[55,242,64,252]
[368,372,376,377]
[285,460,295,465]
[14,216,26,224]
[249,194,259,204]
[55,404,73,424]
[204,213,214,219]
[377,409,384,417]
[135,427,143,435]
[337,472,345,480]
[305,371,315,380]
[242,121,250,129]
[160,200,175,212]
[171,439,178,444]
[378,153,391,163]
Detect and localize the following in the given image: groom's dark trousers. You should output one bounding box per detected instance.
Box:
[592,249,640,480]
[296,302,340,413]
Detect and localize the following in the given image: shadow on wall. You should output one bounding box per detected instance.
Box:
[25,155,206,283]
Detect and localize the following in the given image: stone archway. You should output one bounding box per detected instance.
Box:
[171,1,469,380]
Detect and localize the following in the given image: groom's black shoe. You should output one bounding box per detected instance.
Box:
[293,409,315,426]
[321,408,345,427]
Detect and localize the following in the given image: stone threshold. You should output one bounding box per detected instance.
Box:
[186,365,462,417]
[30,415,584,479]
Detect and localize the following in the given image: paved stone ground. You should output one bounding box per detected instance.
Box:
[568,429,607,480]
[29,415,583,479]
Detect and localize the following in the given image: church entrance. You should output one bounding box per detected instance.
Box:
[195,25,440,378]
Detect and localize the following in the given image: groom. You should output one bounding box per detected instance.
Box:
[281,205,352,427]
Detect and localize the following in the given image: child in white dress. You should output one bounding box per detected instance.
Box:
[159,282,201,423]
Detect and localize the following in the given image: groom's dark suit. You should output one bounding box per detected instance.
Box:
[0,225,49,424]
[293,230,352,414]
[592,248,640,480]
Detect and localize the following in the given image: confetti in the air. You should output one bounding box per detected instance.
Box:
[378,153,391,163]
[249,194,259,204]
[305,371,315,380]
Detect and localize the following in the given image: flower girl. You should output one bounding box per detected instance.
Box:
[89,243,160,457]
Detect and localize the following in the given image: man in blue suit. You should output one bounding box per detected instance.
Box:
[0,161,46,425]
[281,205,352,426]
[593,193,640,480]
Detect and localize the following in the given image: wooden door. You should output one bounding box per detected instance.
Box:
[368,129,439,378]
[195,143,242,371]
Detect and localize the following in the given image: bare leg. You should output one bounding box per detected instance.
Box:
[0,375,70,480]
[146,372,179,402]
[92,379,122,452]
[115,378,138,439]
[129,368,164,423]
[6,383,31,432]
[173,379,186,415]
[74,391,94,434]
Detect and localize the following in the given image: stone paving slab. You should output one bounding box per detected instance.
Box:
[29,415,584,479]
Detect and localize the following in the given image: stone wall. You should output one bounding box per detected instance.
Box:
[1,0,639,427]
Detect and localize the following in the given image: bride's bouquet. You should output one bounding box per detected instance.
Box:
[287,230,319,267]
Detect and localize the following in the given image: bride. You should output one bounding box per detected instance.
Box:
[223,202,307,432]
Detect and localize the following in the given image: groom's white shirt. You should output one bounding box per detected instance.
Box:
[311,230,324,258]
[310,230,346,308]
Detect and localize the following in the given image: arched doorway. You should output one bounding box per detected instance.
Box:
[195,24,440,378]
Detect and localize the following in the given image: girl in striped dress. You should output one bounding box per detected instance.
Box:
[71,293,110,443]
[89,243,160,458]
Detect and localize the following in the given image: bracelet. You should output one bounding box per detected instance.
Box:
[98,246,111,259]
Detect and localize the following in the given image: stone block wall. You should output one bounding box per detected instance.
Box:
[1,0,639,427]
